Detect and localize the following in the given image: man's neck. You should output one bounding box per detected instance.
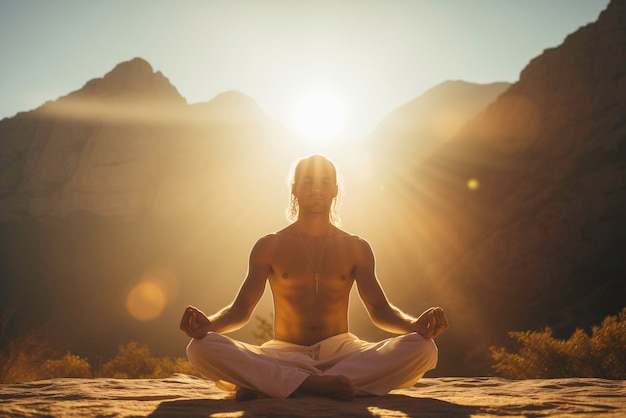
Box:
[296,216,332,237]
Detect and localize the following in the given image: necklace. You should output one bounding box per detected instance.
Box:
[296,226,330,294]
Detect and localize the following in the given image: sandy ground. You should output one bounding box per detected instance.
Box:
[0,374,624,417]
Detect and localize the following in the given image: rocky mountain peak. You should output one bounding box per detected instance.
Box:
[67,57,185,104]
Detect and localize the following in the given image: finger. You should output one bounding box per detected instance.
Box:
[426,310,435,329]
[437,309,448,327]
[434,309,444,325]
[179,307,193,330]
[432,307,444,322]
[189,312,197,328]
[428,309,438,328]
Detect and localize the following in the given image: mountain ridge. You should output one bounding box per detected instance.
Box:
[392,0,626,373]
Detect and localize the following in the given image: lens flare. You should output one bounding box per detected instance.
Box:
[467,178,480,190]
[126,281,167,321]
[126,267,180,321]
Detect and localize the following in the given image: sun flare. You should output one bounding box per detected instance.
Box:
[287,87,346,144]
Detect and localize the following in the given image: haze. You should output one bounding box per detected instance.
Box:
[0,0,609,141]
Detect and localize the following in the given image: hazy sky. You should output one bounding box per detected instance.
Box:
[0,0,610,140]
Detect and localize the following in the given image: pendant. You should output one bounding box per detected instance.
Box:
[314,272,320,294]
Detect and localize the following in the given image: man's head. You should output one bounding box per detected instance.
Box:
[287,155,341,225]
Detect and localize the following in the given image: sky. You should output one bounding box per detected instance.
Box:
[0,0,610,141]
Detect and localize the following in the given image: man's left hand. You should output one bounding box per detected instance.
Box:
[413,307,449,339]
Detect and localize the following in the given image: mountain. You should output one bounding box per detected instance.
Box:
[368,0,625,374]
[369,80,510,164]
[0,58,289,221]
[0,57,301,361]
[0,56,516,372]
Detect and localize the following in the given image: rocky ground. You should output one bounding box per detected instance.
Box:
[1,374,624,417]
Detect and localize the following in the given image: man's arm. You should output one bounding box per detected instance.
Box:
[180,236,272,338]
[354,238,448,338]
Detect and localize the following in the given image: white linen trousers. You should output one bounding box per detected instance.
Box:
[186,331,438,398]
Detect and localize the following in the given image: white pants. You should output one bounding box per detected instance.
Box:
[186,332,438,398]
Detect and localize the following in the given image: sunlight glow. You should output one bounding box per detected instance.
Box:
[126,281,166,321]
[467,178,480,190]
[126,267,180,321]
[287,88,345,144]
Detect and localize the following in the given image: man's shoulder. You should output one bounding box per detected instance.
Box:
[254,232,283,246]
[256,225,369,247]
[331,228,368,243]
[254,227,296,247]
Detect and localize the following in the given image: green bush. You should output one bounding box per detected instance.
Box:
[491,307,626,379]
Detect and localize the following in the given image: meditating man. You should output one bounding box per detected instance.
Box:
[180,154,448,401]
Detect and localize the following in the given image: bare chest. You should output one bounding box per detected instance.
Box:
[269,238,355,295]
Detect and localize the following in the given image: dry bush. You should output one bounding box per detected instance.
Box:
[101,341,157,378]
[101,341,197,378]
[0,307,54,383]
[40,353,92,379]
[0,336,52,383]
[252,313,274,344]
[1,327,197,381]
[491,307,626,379]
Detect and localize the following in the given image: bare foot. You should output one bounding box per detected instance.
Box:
[297,375,356,401]
[235,387,265,402]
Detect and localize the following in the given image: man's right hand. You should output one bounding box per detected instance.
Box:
[179,306,212,338]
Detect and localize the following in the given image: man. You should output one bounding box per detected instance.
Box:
[180,154,448,401]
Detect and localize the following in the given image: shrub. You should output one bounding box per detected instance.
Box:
[151,356,198,377]
[41,353,92,378]
[0,323,53,383]
[0,313,198,382]
[101,341,198,379]
[491,307,626,379]
[101,342,159,378]
[252,313,273,344]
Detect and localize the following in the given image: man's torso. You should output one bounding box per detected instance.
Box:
[261,225,365,345]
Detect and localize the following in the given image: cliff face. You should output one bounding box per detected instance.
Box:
[387,0,626,373]
[0,58,288,221]
[369,80,510,164]
[0,58,301,360]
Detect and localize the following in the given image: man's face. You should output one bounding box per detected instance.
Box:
[293,164,338,215]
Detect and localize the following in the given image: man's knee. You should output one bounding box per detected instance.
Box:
[403,332,439,368]
[186,338,203,366]
[186,333,223,365]
[424,338,438,368]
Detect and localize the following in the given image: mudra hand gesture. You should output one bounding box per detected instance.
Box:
[180,306,212,339]
[413,307,448,339]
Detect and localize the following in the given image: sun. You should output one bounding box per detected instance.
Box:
[286,87,346,144]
